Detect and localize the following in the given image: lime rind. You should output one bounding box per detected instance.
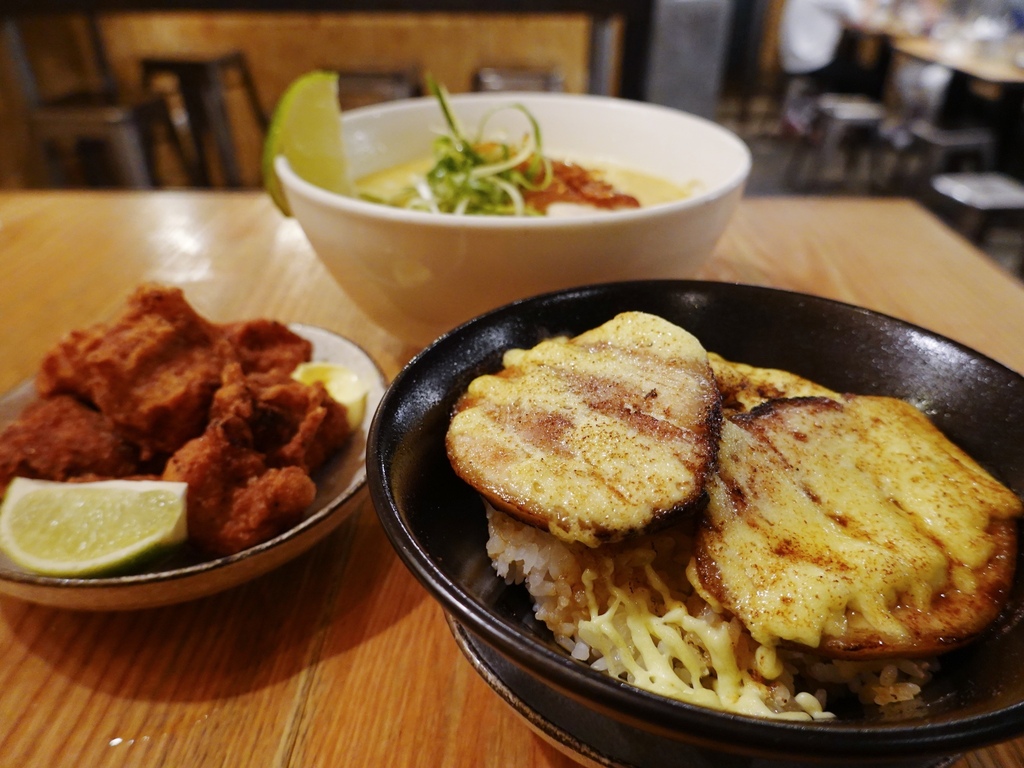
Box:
[0,478,188,578]
[262,70,352,216]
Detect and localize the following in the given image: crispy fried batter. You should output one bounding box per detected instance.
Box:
[220,319,313,376]
[210,363,352,474]
[154,361,349,554]
[36,284,234,457]
[0,395,142,493]
[254,379,351,472]
[163,420,316,556]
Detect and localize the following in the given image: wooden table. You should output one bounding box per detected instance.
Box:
[894,36,1024,91]
[0,191,1022,768]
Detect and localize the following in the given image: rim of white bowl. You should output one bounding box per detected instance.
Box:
[275,94,752,229]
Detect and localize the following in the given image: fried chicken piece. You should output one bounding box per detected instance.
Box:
[254,378,351,472]
[163,421,316,556]
[0,395,141,493]
[13,284,349,557]
[210,363,352,473]
[159,362,349,555]
[220,319,313,376]
[36,284,236,458]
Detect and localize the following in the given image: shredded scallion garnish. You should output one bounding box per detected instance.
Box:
[370,76,553,216]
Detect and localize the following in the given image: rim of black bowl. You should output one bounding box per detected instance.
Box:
[367,279,1024,763]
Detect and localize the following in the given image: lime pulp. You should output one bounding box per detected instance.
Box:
[0,478,188,577]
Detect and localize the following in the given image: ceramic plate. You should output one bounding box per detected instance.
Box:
[0,324,386,611]
[368,280,1024,763]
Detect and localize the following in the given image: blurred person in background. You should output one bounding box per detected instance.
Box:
[779,0,879,93]
[778,0,887,132]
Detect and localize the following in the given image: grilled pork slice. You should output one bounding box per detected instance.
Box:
[708,353,841,414]
[695,395,1022,659]
[446,312,721,547]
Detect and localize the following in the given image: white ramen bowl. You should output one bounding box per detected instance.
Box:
[277,92,751,347]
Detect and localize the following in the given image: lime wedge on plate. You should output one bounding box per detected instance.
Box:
[0,478,188,577]
[262,70,353,215]
[292,362,369,430]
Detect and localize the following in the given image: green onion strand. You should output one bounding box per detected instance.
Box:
[368,75,554,216]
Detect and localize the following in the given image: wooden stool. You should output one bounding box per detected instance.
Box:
[333,69,421,111]
[786,94,887,191]
[141,51,267,187]
[30,93,192,188]
[472,67,565,93]
[931,172,1024,250]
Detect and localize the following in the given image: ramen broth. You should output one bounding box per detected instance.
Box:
[356,156,696,212]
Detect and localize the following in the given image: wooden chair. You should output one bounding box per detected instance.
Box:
[141,51,267,187]
[472,67,564,93]
[16,13,192,188]
[30,92,193,188]
[332,69,422,111]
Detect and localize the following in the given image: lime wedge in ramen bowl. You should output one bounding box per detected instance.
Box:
[262,70,353,215]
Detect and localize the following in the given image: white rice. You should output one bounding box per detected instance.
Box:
[486,505,936,721]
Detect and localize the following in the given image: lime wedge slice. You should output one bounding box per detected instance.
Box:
[262,70,353,216]
[292,362,369,430]
[0,478,188,577]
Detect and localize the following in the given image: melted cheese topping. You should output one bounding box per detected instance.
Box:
[577,559,834,720]
[700,396,1023,650]
[486,507,838,720]
[447,312,720,546]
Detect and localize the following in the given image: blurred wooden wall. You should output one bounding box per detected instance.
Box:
[0,12,596,189]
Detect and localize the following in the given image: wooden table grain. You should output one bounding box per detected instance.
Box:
[0,191,1022,768]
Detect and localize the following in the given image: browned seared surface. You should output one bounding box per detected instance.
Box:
[447,312,720,547]
[37,285,235,458]
[696,395,1022,659]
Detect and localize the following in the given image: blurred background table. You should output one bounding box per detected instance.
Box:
[892,35,1024,174]
[0,190,1022,767]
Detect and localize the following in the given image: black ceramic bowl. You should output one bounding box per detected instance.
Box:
[367,281,1024,765]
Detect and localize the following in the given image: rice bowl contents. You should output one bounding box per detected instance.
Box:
[450,313,1022,721]
[486,504,937,720]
